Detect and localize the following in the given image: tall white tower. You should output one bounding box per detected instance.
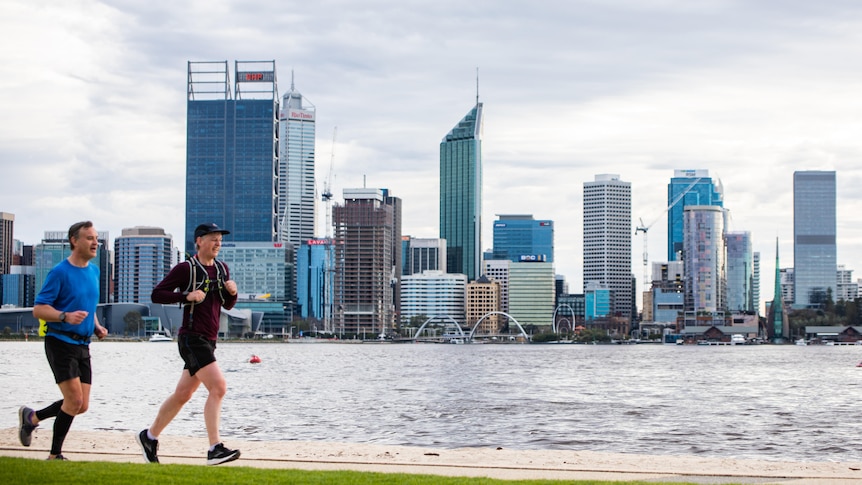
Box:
[278,73,316,246]
[583,174,632,323]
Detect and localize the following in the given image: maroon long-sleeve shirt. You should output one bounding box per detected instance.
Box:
[151,259,238,340]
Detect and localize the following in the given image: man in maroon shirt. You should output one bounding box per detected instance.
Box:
[136,223,240,466]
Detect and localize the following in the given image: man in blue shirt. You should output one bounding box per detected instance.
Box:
[19,221,108,460]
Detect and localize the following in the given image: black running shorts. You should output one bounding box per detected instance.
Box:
[178,334,217,376]
[44,335,92,385]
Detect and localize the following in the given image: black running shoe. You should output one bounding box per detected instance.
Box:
[136,429,159,463]
[18,406,37,447]
[46,454,69,461]
[206,443,240,466]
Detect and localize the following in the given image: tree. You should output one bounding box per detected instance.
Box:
[123,311,144,336]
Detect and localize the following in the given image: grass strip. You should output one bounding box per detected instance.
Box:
[0,456,707,485]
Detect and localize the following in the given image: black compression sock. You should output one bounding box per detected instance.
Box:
[50,410,74,456]
[36,400,63,421]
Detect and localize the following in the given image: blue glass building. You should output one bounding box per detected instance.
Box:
[185,61,279,254]
[114,227,174,304]
[725,231,753,312]
[667,169,723,261]
[793,170,837,308]
[297,239,333,322]
[491,214,553,263]
[440,103,483,281]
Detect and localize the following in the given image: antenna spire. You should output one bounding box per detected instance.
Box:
[476,67,480,105]
[291,69,295,91]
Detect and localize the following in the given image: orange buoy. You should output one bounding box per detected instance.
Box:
[249,355,261,364]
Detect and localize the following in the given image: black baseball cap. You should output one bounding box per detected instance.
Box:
[194,223,231,239]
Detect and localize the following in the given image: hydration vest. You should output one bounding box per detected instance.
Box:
[183,256,229,306]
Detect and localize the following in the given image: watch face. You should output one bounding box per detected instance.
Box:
[59,312,66,322]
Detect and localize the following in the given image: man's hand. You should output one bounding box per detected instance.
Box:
[224,280,237,296]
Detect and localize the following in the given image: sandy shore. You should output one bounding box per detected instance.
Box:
[2,428,861,484]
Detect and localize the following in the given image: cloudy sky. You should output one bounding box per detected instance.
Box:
[2,1,861,311]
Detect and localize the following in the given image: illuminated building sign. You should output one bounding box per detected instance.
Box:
[519,254,547,262]
[237,71,275,83]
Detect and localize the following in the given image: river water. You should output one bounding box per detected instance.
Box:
[2,341,861,462]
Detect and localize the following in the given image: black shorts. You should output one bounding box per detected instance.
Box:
[178,334,217,376]
[45,336,92,385]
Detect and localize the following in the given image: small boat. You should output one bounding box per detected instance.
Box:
[249,355,262,364]
[731,334,746,345]
[149,333,172,342]
[795,338,808,346]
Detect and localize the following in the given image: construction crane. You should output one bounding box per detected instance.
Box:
[634,177,702,286]
[321,126,336,237]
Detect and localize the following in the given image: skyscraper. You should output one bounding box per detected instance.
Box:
[114,227,173,304]
[440,102,483,281]
[583,174,632,322]
[682,206,726,321]
[667,169,723,261]
[332,188,402,337]
[185,60,279,254]
[0,212,13,275]
[725,231,753,312]
[491,215,554,263]
[793,170,837,308]
[278,75,316,246]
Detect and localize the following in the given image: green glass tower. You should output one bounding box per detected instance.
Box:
[439,103,483,281]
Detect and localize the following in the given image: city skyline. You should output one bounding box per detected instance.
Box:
[2,2,862,308]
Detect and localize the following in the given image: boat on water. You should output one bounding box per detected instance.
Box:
[795,338,808,346]
[731,334,746,345]
[148,332,172,342]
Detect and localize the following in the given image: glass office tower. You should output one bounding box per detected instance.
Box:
[725,231,753,312]
[667,169,723,261]
[793,170,837,308]
[440,103,483,281]
[185,61,279,254]
[114,227,173,304]
[491,215,554,263]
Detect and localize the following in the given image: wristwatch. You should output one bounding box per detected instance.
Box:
[58,312,66,322]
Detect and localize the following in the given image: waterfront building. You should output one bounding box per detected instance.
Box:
[278,75,316,247]
[837,265,857,302]
[780,268,794,305]
[491,215,554,263]
[0,212,13,275]
[483,259,510,314]
[667,169,723,261]
[466,275,501,334]
[583,174,632,323]
[507,261,555,329]
[440,102,483,281]
[793,170,837,308]
[648,261,684,324]
[217,241,294,334]
[332,188,402,337]
[185,61,279,254]
[114,227,174,304]
[35,230,111,304]
[682,206,726,326]
[402,237,447,276]
[725,231,754,312]
[584,282,611,321]
[400,270,467,327]
[296,239,333,324]
[2,266,35,307]
[753,252,761,316]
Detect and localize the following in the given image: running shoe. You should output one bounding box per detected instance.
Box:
[46,454,69,461]
[18,406,36,447]
[136,429,159,463]
[206,443,240,466]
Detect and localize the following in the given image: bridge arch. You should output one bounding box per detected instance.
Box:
[412,315,466,341]
[468,311,530,341]
[552,304,576,334]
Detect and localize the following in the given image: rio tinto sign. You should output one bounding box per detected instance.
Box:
[237,71,274,82]
[282,109,314,121]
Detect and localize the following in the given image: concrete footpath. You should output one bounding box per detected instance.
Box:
[2,428,862,484]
